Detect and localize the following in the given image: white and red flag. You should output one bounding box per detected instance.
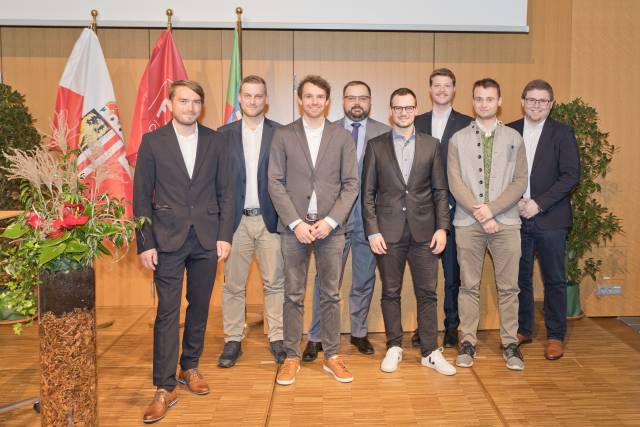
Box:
[53,28,132,215]
[127,30,188,166]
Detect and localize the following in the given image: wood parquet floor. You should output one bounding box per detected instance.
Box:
[1,305,639,426]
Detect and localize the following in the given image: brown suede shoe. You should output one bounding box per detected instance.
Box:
[177,368,210,395]
[277,358,301,386]
[143,388,178,424]
[323,355,354,383]
[518,334,533,346]
[544,339,565,360]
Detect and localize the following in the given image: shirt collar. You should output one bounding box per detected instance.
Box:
[475,119,500,137]
[524,117,546,131]
[172,121,198,141]
[433,106,452,119]
[392,126,416,142]
[242,118,264,133]
[302,118,325,133]
[344,116,368,129]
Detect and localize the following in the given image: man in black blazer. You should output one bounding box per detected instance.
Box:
[216,75,285,368]
[507,79,580,361]
[413,68,472,348]
[134,80,234,423]
[362,88,455,376]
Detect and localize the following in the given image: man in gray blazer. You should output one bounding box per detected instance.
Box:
[268,75,359,385]
[304,81,390,361]
[447,78,528,371]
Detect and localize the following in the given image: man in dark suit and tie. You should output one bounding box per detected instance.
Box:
[507,79,580,360]
[362,87,456,376]
[216,75,285,368]
[268,75,359,385]
[134,80,234,423]
[413,68,472,348]
[304,81,390,361]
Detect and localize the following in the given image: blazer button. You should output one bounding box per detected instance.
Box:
[307,196,310,199]
[477,143,481,147]
[402,207,406,211]
[190,205,194,209]
[405,190,409,194]
[476,130,479,134]
[479,194,483,198]
[478,168,482,172]
[478,155,482,159]
[479,180,483,184]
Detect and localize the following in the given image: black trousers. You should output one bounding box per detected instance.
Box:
[377,222,439,356]
[153,227,218,389]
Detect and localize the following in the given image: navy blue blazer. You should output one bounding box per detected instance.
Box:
[218,118,280,234]
[507,117,581,229]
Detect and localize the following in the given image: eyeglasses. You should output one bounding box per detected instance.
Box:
[344,96,371,102]
[524,97,552,106]
[391,105,416,113]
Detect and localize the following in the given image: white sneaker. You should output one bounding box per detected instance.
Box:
[380,346,403,373]
[421,347,457,376]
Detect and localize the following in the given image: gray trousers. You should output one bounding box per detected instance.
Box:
[282,231,345,359]
[456,222,521,346]
[222,215,284,342]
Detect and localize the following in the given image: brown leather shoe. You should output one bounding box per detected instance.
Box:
[177,368,210,395]
[518,334,533,346]
[143,388,177,424]
[544,339,564,360]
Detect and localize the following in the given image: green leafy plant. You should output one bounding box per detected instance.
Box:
[0,83,42,209]
[551,98,622,286]
[1,126,146,333]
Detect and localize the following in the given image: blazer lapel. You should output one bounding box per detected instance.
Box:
[314,119,333,169]
[440,111,457,144]
[233,121,246,179]
[191,123,211,181]
[385,133,406,186]
[293,120,315,172]
[405,133,421,187]
[531,119,553,175]
[258,119,274,168]
[424,111,433,136]
[165,124,192,181]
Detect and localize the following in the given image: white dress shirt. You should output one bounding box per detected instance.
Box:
[523,118,546,198]
[242,119,264,209]
[431,106,452,141]
[173,122,198,179]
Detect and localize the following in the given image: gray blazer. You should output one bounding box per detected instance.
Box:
[268,118,359,233]
[447,121,528,227]
[337,116,391,171]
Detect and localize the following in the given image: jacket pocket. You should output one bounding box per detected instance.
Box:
[207,204,219,214]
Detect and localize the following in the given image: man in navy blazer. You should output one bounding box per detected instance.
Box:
[217,75,285,368]
[507,79,580,361]
[414,68,472,348]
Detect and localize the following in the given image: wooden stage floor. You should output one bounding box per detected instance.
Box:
[1,306,639,426]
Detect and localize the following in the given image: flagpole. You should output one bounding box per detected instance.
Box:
[236,7,243,78]
[166,9,173,32]
[90,10,98,33]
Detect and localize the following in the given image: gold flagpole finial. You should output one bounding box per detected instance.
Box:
[236,7,243,18]
[90,9,98,33]
[166,9,173,31]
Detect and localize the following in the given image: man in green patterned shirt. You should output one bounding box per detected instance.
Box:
[447,78,528,371]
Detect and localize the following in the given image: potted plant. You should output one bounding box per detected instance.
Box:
[550,98,622,318]
[1,126,144,425]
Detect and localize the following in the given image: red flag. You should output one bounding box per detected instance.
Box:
[53,28,133,216]
[127,30,188,166]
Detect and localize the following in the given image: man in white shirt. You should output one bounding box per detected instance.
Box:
[414,68,472,348]
[268,75,359,385]
[217,75,285,368]
[507,80,580,361]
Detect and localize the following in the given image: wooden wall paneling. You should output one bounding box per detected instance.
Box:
[0,27,82,134]
[570,0,640,316]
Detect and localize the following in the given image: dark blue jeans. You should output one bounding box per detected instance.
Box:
[442,206,461,331]
[518,218,568,341]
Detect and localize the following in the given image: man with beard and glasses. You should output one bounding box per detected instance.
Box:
[303,81,390,362]
[134,80,234,423]
[362,88,456,376]
[269,75,359,385]
[216,75,286,369]
[447,78,528,371]
[413,68,472,349]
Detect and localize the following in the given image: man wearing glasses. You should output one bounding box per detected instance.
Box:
[447,78,528,371]
[507,80,580,361]
[303,81,390,362]
[362,88,456,375]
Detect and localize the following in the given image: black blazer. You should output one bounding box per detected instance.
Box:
[361,131,450,244]
[414,109,473,176]
[133,122,234,253]
[507,117,581,229]
[217,118,280,234]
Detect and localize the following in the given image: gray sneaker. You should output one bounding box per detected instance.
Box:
[456,341,476,368]
[503,343,525,371]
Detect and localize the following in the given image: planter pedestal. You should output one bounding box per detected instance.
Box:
[38,267,97,426]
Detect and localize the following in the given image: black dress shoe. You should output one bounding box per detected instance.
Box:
[350,335,374,355]
[218,341,242,368]
[411,331,421,348]
[302,341,322,362]
[443,328,459,348]
[270,340,287,364]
